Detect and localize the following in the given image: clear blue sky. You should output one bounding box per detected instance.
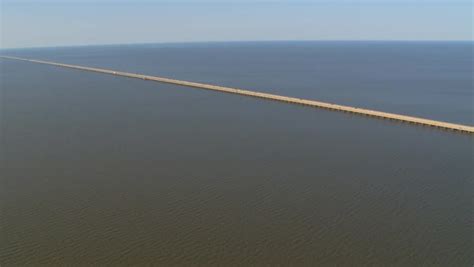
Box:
[1,0,472,48]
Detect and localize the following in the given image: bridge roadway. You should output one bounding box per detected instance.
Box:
[2,55,473,134]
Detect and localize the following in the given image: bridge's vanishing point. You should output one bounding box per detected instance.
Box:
[1,55,473,134]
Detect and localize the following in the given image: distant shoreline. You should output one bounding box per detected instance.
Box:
[1,39,473,51]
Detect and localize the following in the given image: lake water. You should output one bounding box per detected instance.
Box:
[1,42,473,266]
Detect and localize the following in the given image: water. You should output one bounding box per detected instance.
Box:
[1,42,473,266]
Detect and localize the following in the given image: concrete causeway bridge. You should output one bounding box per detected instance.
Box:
[2,55,473,134]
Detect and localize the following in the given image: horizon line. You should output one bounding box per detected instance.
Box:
[1,39,473,50]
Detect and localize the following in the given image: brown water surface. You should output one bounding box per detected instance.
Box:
[1,45,473,266]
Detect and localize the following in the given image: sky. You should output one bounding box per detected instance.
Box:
[0,0,472,49]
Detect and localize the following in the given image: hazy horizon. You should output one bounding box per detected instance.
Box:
[1,0,472,49]
[1,39,473,51]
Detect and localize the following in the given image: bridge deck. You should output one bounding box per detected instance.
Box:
[2,55,473,134]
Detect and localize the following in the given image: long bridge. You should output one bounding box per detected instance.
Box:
[1,55,473,134]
